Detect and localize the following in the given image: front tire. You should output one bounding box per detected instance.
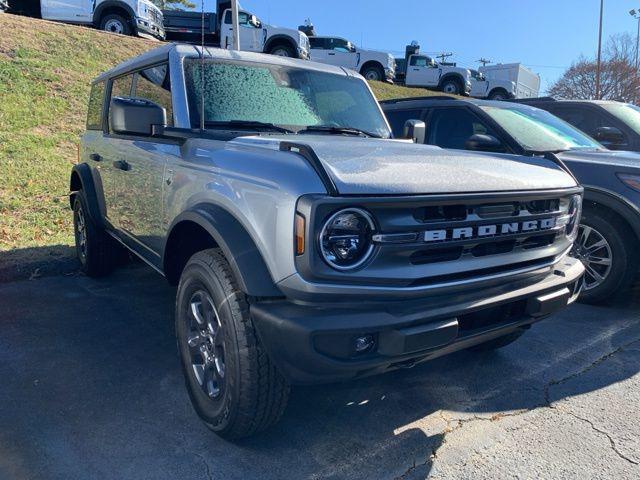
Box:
[72,193,121,277]
[361,64,385,82]
[268,44,295,57]
[99,14,131,36]
[571,207,639,305]
[440,78,463,95]
[176,249,290,439]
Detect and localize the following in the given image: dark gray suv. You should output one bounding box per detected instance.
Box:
[382,97,640,304]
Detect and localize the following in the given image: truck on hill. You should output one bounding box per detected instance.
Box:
[162,0,309,59]
[475,63,540,100]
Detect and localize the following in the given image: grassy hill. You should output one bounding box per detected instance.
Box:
[0,13,448,277]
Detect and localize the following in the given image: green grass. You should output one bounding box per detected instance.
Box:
[0,14,450,273]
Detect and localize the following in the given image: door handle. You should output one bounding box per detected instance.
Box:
[328,52,336,55]
[89,153,102,162]
[113,160,131,171]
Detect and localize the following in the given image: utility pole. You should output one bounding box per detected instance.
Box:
[436,52,453,63]
[231,0,240,50]
[630,10,640,70]
[477,58,492,67]
[595,0,604,99]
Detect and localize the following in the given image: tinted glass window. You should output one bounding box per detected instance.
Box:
[428,108,495,149]
[184,59,391,138]
[480,104,602,152]
[86,81,106,130]
[384,109,424,138]
[108,74,134,131]
[133,64,173,126]
[410,56,428,67]
[549,107,602,137]
[309,37,325,49]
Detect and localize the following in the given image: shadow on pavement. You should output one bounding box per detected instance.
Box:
[0,264,638,480]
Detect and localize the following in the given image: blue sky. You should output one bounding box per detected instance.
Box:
[192,0,639,92]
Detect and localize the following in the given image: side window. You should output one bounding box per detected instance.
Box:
[224,10,231,24]
[550,107,601,137]
[133,64,173,126]
[330,39,350,52]
[427,108,496,150]
[86,81,106,130]
[309,37,326,49]
[238,12,249,26]
[410,56,428,67]
[384,109,424,138]
[108,73,134,131]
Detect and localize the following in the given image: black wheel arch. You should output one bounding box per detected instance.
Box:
[488,87,511,99]
[263,35,298,55]
[69,163,105,229]
[163,206,282,297]
[93,1,135,26]
[439,73,464,88]
[359,61,385,75]
[583,186,640,241]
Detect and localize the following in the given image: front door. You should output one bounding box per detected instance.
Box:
[405,56,441,87]
[324,38,358,69]
[221,9,262,51]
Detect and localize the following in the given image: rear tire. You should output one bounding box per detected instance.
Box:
[488,88,509,100]
[361,64,385,82]
[268,44,295,57]
[176,248,290,439]
[572,207,639,305]
[72,192,121,277]
[99,14,131,36]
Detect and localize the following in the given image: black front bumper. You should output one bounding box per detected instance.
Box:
[251,256,584,384]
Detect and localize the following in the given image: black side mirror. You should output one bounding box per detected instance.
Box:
[465,134,505,152]
[109,97,166,136]
[403,119,426,144]
[594,126,625,148]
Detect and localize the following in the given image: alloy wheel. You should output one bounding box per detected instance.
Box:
[572,224,613,291]
[187,290,226,399]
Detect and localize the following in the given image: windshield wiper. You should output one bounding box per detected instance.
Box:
[298,125,382,138]
[204,120,294,134]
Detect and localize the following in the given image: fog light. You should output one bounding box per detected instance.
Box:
[354,334,375,354]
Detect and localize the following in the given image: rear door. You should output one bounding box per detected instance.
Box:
[41,0,92,22]
[309,37,330,63]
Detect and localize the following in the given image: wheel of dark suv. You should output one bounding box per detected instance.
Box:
[175,248,290,439]
[99,14,131,35]
[468,330,526,352]
[571,207,639,305]
[440,78,463,95]
[361,64,385,82]
[268,44,295,57]
[72,192,121,277]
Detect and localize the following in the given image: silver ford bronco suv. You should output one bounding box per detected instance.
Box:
[70,44,584,439]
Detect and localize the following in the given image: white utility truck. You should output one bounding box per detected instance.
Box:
[469,69,517,100]
[305,33,395,81]
[36,0,165,39]
[394,43,472,95]
[476,63,540,99]
[163,0,309,59]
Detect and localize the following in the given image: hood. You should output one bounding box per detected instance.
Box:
[558,149,640,170]
[229,135,577,195]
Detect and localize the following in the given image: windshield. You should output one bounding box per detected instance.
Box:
[480,104,602,152]
[600,103,640,135]
[183,59,391,138]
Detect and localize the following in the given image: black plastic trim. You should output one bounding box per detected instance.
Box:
[280,141,339,196]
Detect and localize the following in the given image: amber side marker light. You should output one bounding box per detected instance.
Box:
[295,213,305,255]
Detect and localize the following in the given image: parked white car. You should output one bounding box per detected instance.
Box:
[478,63,540,99]
[308,36,395,81]
[39,0,164,39]
[396,54,472,95]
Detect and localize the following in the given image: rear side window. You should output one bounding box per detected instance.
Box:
[384,109,424,138]
[86,81,106,130]
[133,64,173,126]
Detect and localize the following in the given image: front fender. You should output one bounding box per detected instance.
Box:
[165,206,282,297]
[583,186,640,240]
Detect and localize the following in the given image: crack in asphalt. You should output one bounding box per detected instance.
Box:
[423,337,640,474]
[176,431,215,480]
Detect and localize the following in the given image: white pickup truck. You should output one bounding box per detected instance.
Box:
[38,0,165,39]
[472,63,540,100]
[307,36,395,82]
[397,54,472,95]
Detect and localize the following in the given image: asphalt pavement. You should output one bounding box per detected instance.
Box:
[0,265,638,480]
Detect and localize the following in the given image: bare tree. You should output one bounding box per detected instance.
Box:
[549,34,640,102]
[151,0,196,10]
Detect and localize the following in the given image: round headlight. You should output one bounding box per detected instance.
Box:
[319,208,375,270]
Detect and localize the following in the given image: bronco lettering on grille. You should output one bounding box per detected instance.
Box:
[424,218,556,243]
